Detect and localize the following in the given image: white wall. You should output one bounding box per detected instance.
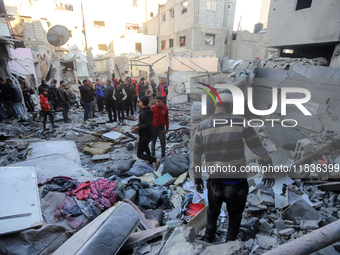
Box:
[114,34,157,56]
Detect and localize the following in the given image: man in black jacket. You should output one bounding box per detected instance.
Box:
[58,80,71,122]
[113,80,127,123]
[123,78,135,117]
[104,79,116,123]
[132,96,160,167]
[79,79,94,122]
[49,79,59,111]
[138,77,146,99]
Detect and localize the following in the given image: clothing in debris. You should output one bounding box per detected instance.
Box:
[54,196,83,229]
[40,176,79,198]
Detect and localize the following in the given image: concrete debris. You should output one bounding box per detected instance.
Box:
[201,240,244,255]
[83,142,114,155]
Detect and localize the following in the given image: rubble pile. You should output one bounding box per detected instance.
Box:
[260,57,329,69]
[0,98,340,254]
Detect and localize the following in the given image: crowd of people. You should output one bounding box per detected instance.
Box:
[0,75,170,164]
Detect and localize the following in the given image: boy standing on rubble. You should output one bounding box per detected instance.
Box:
[40,89,58,131]
[132,96,160,168]
[151,95,169,159]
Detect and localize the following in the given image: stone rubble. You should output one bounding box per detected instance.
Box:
[0,82,339,254]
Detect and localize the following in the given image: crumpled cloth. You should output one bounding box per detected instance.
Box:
[54,196,83,229]
[73,179,117,210]
[73,181,91,200]
[39,176,79,198]
[90,178,117,209]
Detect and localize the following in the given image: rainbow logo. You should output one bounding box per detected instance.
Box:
[197,82,223,106]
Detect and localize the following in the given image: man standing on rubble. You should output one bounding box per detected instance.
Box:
[58,80,71,123]
[18,76,34,112]
[79,79,94,122]
[104,79,116,123]
[112,80,127,124]
[132,96,160,168]
[157,77,168,105]
[193,93,275,243]
[49,79,59,112]
[151,95,169,159]
[123,78,135,117]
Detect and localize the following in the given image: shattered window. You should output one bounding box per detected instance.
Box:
[150,12,154,17]
[133,0,137,7]
[181,1,188,14]
[180,36,185,47]
[228,3,232,10]
[162,13,166,22]
[98,44,107,51]
[207,0,217,11]
[161,40,166,50]
[205,34,215,46]
[93,21,105,28]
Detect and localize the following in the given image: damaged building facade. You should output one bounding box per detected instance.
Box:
[266,0,340,67]
[147,0,237,57]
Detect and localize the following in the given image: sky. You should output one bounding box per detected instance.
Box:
[233,0,263,32]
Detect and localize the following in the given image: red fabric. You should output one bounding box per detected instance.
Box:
[152,103,169,129]
[90,178,117,209]
[113,79,117,87]
[73,181,91,200]
[40,94,50,111]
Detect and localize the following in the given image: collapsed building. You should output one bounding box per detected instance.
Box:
[0,0,340,254]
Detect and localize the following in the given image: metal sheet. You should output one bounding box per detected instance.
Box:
[0,166,43,235]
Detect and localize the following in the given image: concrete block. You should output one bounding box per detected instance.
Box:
[201,240,243,255]
[122,226,170,250]
[154,173,176,186]
[282,199,322,224]
[300,220,319,230]
[92,154,110,162]
[278,228,295,236]
[294,138,313,160]
[257,190,275,206]
[102,131,124,141]
[275,194,287,208]
[170,94,188,105]
[248,193,261,207]
[259,219,272,233]
[256,234,278,249]
[174,172,188,186]
[264,125,305,150]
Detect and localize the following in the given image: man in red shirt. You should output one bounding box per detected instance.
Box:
[151,95,169,158]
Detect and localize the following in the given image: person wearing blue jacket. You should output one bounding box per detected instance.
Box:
[95,79,104,113]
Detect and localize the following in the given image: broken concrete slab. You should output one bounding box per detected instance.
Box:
[278,228,295,236]
[11,154,94,181]
[159,227,201,255]
[300,220,319,230]
[122,226,170,251]
[282,199,322,224]
[201,240,244,255]
[275,194,287,208]
[54,202,140,255]
[256,234,278,249]
[259,219,272,234]
[154,173,176,186]
[92,154,110,162]
[257,190,275,206]
[264,125,305,150]
[170,95,188,105]
[83,142,113,156]
[27,141,81,166]
[248,193,261,207]
[0,166,43,235]
[102,131,124,141]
